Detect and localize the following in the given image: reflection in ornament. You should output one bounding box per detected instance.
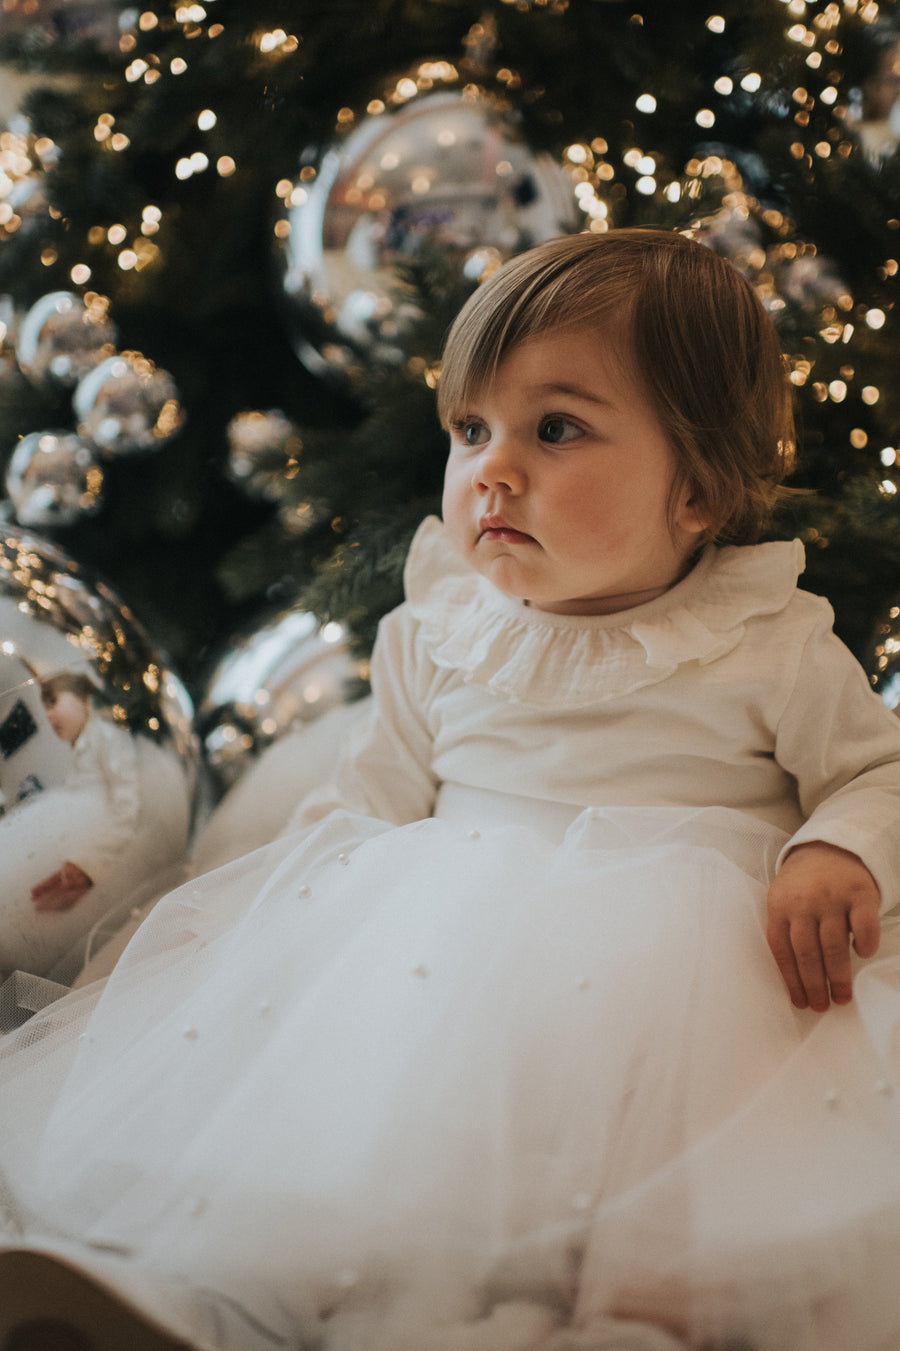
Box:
[73,351,185,456]
[198,607,365,796]
[276,86,578,376]
[5,430,104,527]
[0,526,198,983]
[693,205,844,319]
[0,295,21,388]
[869,600,900,712]
[847,32,900,162]
[16,291,117,386]
[225,409,302,501]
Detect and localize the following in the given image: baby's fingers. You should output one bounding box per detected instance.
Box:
[850,900,881,960]
[818,913,854,1006]
[766,918,812,1010]
[789,917,836,1012]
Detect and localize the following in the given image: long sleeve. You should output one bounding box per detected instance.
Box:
[775,608,900,913]
[68,716,141,883]
[286,603,439,833]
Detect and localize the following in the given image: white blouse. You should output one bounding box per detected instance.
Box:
[294,517,900,912]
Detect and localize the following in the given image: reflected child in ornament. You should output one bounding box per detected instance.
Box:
[4,230,900,1351]
[0,672,143,980]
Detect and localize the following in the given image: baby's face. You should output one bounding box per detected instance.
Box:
[43,690,90,745]
[441,325,706,615]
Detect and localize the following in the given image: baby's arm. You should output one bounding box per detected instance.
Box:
[766,841,881,1011]
[30,860,93,912]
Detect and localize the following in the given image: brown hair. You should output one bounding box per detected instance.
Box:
[39,672,97,706]
[438,228,796,545]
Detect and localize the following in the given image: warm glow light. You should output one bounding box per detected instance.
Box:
[862,386,881,404]
[635,94,657,113]
[741,72,762,91]
[217,157,236,177]
[866,308,886,329]
[714,76,733,93]
[706,14,726,31]
[197,109,217,130]
[696,109,716,127]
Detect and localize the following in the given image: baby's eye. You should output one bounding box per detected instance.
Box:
[539,416,583,445]
[453,419,490,447]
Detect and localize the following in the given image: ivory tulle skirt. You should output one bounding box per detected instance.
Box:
[1,804,900,1351]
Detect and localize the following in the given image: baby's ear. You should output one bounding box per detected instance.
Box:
[674,491,710,539]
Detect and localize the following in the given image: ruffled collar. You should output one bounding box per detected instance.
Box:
[404,516,806,708]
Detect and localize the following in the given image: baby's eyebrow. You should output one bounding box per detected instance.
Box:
[537,381,616,408]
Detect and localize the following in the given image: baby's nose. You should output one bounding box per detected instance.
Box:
[472,439,525,493]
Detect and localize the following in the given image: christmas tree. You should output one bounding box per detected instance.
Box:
[1,0,899,712]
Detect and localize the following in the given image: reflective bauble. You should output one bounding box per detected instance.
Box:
[869,600,900,712]
[0,525,198,983]
[198,607,365,797]
[0,295,21,388]
[16,291,117,386]
[73,351,185,456]
[5,430,104,528]
[224,409,302,501]
[276,85,578,376]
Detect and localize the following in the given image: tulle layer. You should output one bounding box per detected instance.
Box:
[2,806,900,1351]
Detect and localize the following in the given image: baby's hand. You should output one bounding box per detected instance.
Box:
[766,841,880,1012]
[30,861,93,913]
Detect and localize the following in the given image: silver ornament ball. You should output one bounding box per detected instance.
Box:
[16,291,117,387]
[73,351,185,456]
[276,83,578,376]
[5,430,104,528]
[0,525,198,984]
[224,409,302,501]
[869,601,900,713]
[198,607,364,796]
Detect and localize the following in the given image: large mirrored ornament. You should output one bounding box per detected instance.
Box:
[16,291,117,386]
[73,351,185,456]
[5,430,104,528]
[224,409,302,502]
[198,607,365,797]
[276,86,579,376]
[0,525,198,986]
